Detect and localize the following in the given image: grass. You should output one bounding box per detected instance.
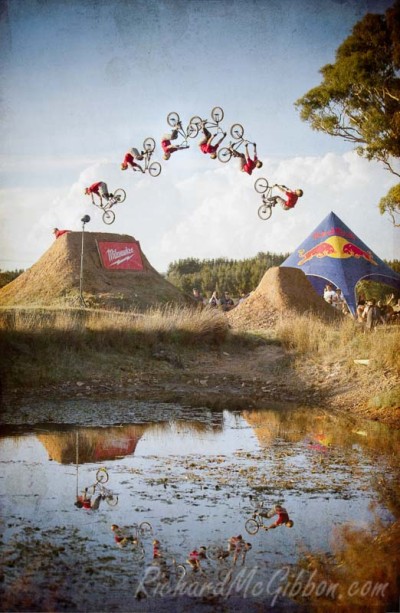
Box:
[1,307,399,413]
[0,306,234,387]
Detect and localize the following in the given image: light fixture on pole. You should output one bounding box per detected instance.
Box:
[79,215,90,307]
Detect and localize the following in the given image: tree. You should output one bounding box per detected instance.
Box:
[379,183,400,226]
[295,0,400,224]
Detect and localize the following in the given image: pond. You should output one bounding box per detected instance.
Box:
[0,403,398,612]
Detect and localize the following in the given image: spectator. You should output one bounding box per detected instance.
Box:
[208,291,220,307]
[192,288,204,304]
[323,284,336,304]
[363,299,385,331]
[220,291,235,312]
[332,288,345,310]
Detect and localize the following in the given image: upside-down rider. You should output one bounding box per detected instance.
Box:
[84,181,113,207]
[198,123,226,159]
[161,121,190,160]
[121,147,145,173]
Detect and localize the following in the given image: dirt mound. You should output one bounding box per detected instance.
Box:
[227,266,341,330]
[0,232,192,311]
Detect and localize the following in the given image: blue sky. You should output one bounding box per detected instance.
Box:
[0,0,398,274]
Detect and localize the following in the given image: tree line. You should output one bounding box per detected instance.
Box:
[166,252,289,297]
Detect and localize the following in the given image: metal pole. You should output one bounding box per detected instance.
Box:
[79,215,90,307]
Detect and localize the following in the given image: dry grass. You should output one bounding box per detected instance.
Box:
[0,306,231,387]
[276,312,400,373]
[291,514,400,612]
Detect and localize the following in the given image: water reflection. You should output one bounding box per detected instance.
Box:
[0,406,398,612]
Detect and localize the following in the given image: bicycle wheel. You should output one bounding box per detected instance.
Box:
[113,188,126,203]
[187,122,200,138]
[167,111,180,127]
[189,115,203,127]
[211,106,224,123]
[258,204,273,221]
[96,467,109,483]
[139,521,153,536]
[174,563,187,579]
[102,210,115,225]
[254,177,269,194]
[218,147,232,163]
[230,123,244,139]
[105,494,119,507]
[143,137,155,153]
[149,162,161,177]
[245,518,260,535]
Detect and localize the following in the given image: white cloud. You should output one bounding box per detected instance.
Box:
[0,151,398,273]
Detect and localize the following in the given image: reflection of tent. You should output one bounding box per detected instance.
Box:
[38,425,147,464]
[280,212,400,316]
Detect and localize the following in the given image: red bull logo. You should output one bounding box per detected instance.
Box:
[298,236,377,266]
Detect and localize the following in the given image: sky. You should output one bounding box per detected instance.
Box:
[0,0,398,275]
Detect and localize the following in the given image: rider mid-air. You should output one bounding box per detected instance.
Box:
[84,181,113,207]
[161,121,190,160]
[263,184,303,210]
[121,147,145,173]
[198,123,226,159]
[230,142,263,175]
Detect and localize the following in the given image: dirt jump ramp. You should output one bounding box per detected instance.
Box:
[0,232,192,311]
[227,266,342,330]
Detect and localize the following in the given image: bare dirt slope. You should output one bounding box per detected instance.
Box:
[0,232,192,311]
[227,266,341,329]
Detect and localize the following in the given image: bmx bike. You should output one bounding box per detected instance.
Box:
[188,106,225,138]
[254,178,284,220]
[217,123,253,163]
[92,189,126,225]
[85,467,119,506]
[166,111,193,145]
[140,137,162,177]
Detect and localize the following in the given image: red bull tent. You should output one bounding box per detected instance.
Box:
[280,211,400,316]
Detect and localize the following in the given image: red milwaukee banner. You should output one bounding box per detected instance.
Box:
[97,241,144,270]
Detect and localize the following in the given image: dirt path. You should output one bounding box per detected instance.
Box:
[3,343,398,428]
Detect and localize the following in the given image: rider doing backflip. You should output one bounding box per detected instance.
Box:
[263,185,303,210]
[121,147,145,173]
[84,181,113,207]
[231,142,263,175]
[161,121,190,160]
[198,124,226,159]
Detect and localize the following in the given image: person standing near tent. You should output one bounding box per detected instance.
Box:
[264,184,303,210]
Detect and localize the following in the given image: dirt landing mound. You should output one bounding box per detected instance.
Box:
[0,232,191,311]
[227,266,341,330]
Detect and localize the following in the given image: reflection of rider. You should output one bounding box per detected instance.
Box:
[263,185,303,210]
[199,125,226,159]
[121,148,145,173]
[231,143,263,175]
[161,122,189,160]
[260,505,294,529]
[74,488,102,510]
[84,181,112,206]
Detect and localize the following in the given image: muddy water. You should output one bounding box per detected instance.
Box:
[0,404,398,612]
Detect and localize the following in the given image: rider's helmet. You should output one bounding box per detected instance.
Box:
[296,189,304,197]
[286,520,294,528]
[121,163,128,170]
[256,160,263,168]
[84,187,90,195]
[53,228,58,233]
[163,153,171,160]
[210,153,217,160]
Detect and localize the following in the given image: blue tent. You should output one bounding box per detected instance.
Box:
[280,211,400,316]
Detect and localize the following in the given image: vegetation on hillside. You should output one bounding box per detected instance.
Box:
[166,252,289,297]
[0,269,24,289]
